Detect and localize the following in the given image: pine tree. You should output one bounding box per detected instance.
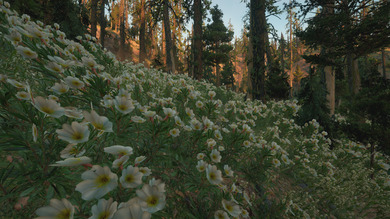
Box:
[203,5,233,86]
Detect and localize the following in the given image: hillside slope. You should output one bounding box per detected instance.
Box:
[0,2,389,218]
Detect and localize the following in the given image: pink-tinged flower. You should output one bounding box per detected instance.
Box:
[75,165,118,200]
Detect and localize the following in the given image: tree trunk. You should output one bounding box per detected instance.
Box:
[163,0,175,73]
[216,62,221,86]
[193,0,203,80]
[280,33,285,72]
[90,0,98,37]
[100,0,107,48]
[289,3,293,98]
[325,66,335,115]
[382,48,387,79]
[346,53,361,94]
[139,0,146,63]
[249,0,266,101]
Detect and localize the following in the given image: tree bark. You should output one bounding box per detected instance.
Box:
[100,0,107,48]
[346,53,361,94]
[325,66,335,115]
[249,0,266,101]
[139,0,146,63]
[382,48,387,79]
[90,0,98,37]
[193,0,203,80]
[163,0,175,73]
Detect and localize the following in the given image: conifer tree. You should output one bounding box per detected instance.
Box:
[203,5,233,86]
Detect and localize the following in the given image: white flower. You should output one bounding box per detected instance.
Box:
[379,161,390,171]
[135,156,146,165]
[113,155,129,169]
[120,166,143,188]
[64,76,85,89]
[207,139,217,148]
[15,91,30,100]
[34,96,65,118]
[214,130,223,140]
[64,107,84,119]
[7,79,26,89]
[56,122,90,143]
[32,124,38,142]
[272,158,281,167]
[84,110,113,132]
[131,116,146,123]
[210,149,221,163]
[35,198,74,219]
[104,145,133,156]
[46,62,64,74]
[60,143,85,158]
[136,184,166,213]
[214,210,229,219]
[195,100,204,108]
[148,178,165,193]
[16,45,37,59]
[113,203,151,219]
[196,160,207,172]
[163,107,176,118]
[139,167,152,176]
[169,128,180,137]
[50,156,91,167]
[197,153,205,160]
[114,97,135,114]
[75,165,118,200]
[224,165,234,177]
[82,56,97,69]
[206,165,223,185]
[89,198,118,219]
[142,111,156,118]
[208,91,216,99]
[222,199,241,217]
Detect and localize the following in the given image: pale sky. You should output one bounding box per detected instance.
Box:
[209,0,296,39]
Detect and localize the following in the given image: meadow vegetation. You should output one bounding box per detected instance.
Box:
[0,1,389,218]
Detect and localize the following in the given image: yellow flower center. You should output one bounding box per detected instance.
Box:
[57,209,71,219]
[72,81,81,87]
[72,132,83,140]
[41,106,55,114]
[226,205,233,212]
[98,211,110,219]
[146,196,158,207]
[119,105,127,111]
[209,172,216,180]
[96,175,110,188]
[93,123,104,130]
[125,174,134,183]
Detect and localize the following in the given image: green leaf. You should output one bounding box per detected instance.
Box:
[20,186,35,197]
[46,185,54,202]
